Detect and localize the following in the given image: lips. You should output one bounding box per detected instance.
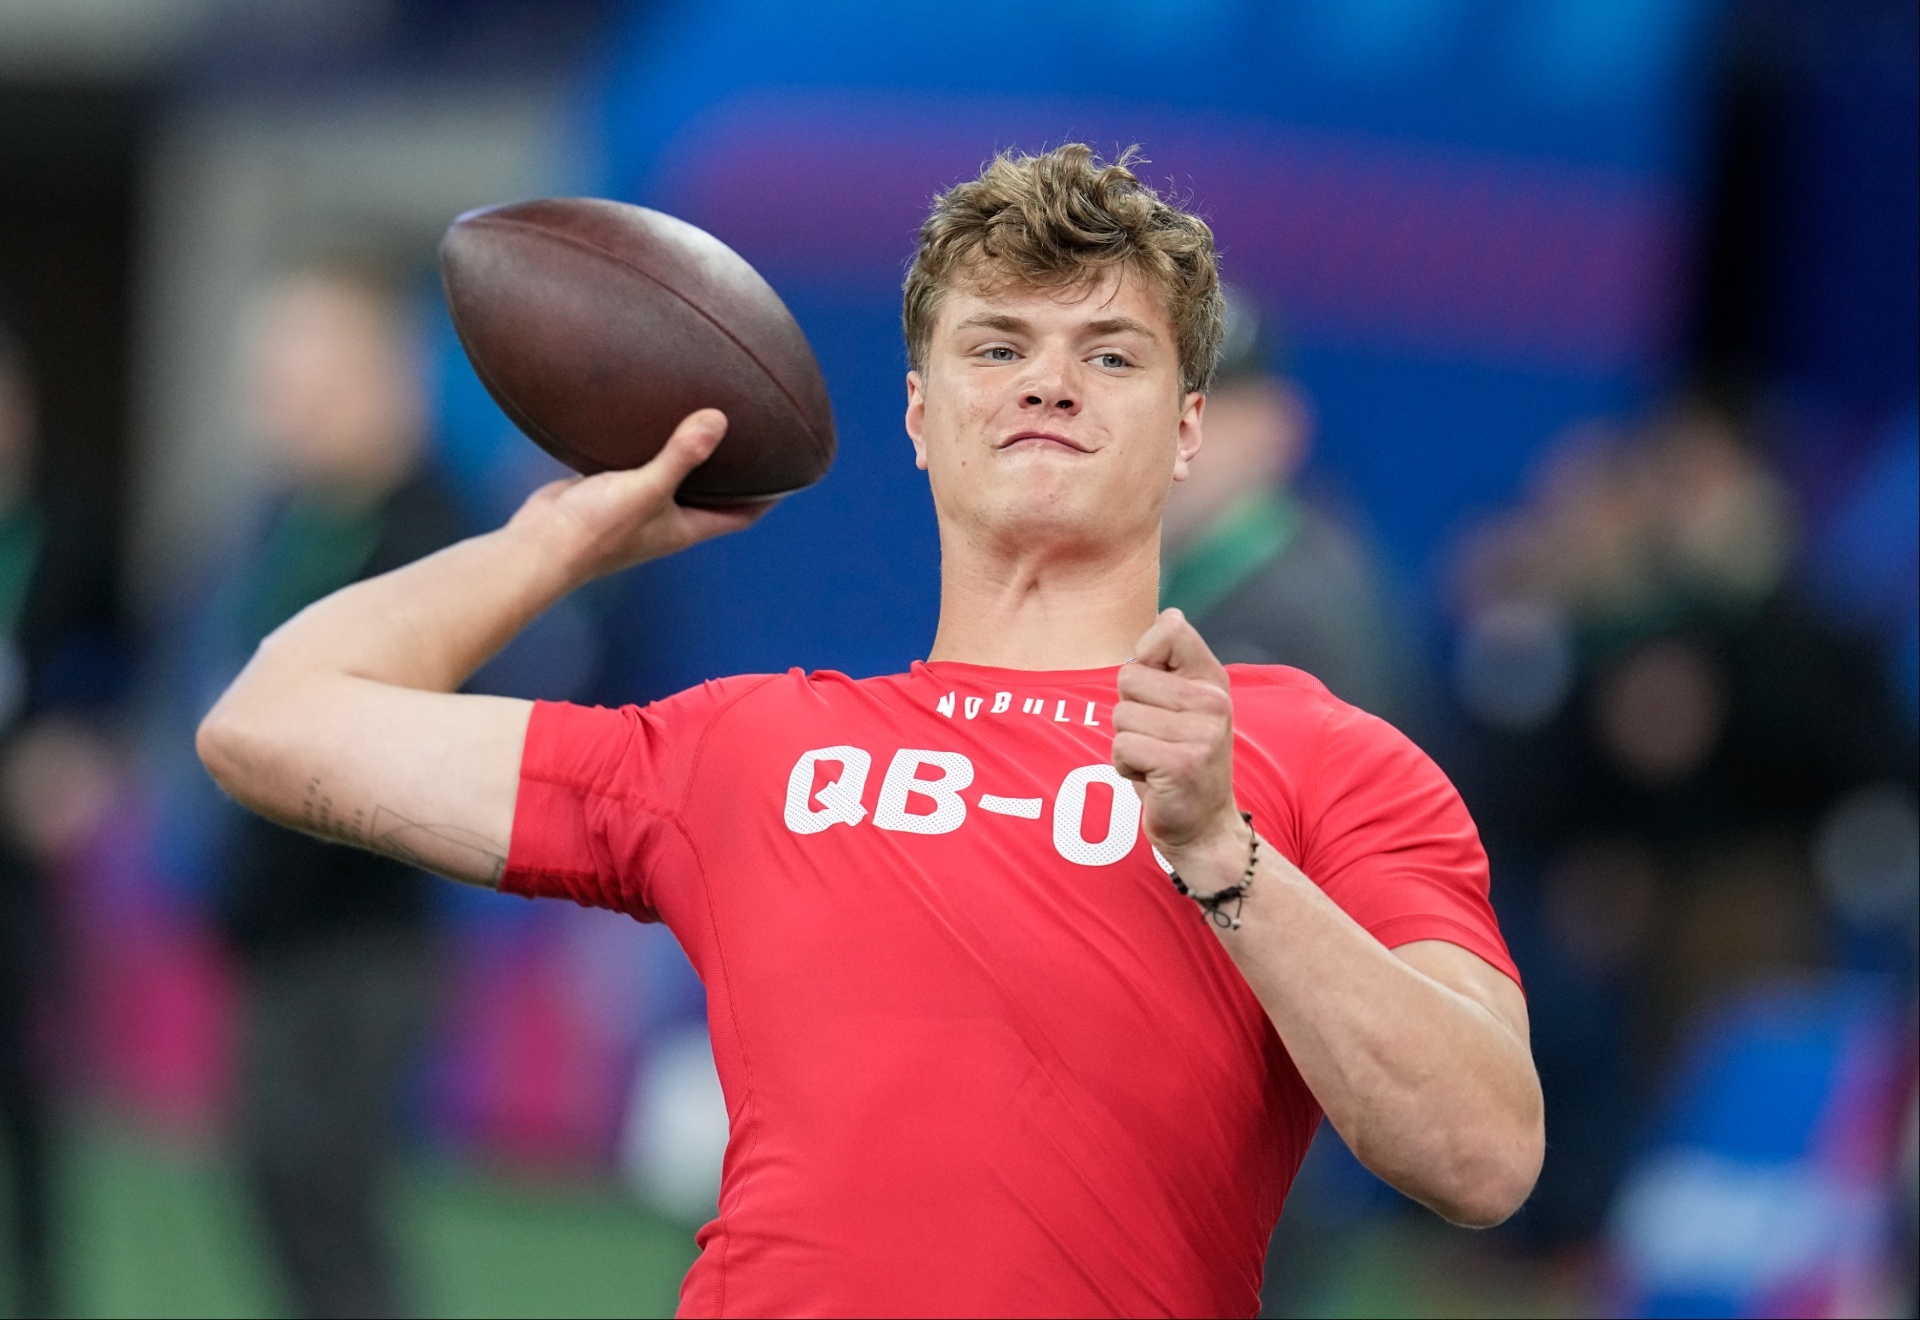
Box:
[999,430,1092,453]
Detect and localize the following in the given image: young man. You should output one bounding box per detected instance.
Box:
[199,145,1542,1318]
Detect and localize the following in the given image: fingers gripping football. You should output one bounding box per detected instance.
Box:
[511,409,772,581]
[1111,609,1242,855]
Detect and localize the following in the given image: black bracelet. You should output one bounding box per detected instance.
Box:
[1167,811,1258,930]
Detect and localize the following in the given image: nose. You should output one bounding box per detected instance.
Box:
[1018,378,1080,417]
[1021,392,1078,414]
[1014,343,1080,416]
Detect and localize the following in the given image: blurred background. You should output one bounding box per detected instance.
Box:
[0,0,1913,1315]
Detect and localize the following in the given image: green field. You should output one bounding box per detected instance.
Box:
[33,1116,697,1319]
[18,1115,1585,1319]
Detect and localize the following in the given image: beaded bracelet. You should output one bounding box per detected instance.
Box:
[1167,811,1259,930]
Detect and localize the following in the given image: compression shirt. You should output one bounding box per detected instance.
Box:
[503,660,1515,1318]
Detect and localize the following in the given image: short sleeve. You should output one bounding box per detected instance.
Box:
[500,677,773,920]
[1298,705,1521,988]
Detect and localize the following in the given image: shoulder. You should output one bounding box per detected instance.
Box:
[1227,662,1460,824]
[1229,667,1506,978]
[560,671,790,733]
[1225,662,1346,732]
[540,668,876,751]
[524,668,902,803]
[674,666,881,712]
[1228,663,1409,745]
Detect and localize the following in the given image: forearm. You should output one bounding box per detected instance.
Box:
[1112,610,1541,1225]
[195,517,576,876]
[196,410,754,886]
[1180,829,1541,1225]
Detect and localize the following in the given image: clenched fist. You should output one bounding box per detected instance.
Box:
[1111,609,1253,892]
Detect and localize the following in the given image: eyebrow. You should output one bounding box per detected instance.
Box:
[1082,316,1160,340]
[951,313,1031,335]
[949,312,1162,340]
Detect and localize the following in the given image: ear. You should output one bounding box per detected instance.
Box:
[1170,390,1205,483]
[905,370,929,471]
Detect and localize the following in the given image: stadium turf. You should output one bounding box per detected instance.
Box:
[46,1117,697,1318]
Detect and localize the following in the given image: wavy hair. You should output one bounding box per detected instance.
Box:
[903,144,1225,395]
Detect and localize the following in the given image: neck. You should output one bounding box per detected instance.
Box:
[927,525,1162,670]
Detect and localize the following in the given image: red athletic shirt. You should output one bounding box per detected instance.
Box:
[503,661,1515,1319]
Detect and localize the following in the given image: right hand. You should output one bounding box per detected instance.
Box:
[509,409,773,582]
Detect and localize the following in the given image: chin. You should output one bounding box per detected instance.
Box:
[981,485,1136,555]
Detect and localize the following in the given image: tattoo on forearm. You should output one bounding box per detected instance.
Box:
[367,806,509,886]
[300,776,507,886]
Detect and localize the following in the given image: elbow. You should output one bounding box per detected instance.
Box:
[1353,1108,1544,1230]
[195,696,247,798]
[197,685,278,811]
[1436,1164,1539,1230]
[1428,1119,1544,1230]
[197,645,331,824]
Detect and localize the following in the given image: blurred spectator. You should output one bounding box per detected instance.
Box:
[1448,405,1917,1248]
[204,265,467,1319]
[1162,291,1403,721]
[0,312,122,1318]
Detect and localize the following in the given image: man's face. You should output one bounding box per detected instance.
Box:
[247,275,422,492]
[905,265,1203,560]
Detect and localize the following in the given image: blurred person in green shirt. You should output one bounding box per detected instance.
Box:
[207,264,466,1319]
[1161,290,1404,722]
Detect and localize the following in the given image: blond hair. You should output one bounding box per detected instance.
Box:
[903,144,1225,395]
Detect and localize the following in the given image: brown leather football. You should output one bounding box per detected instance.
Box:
[439,197,835,504]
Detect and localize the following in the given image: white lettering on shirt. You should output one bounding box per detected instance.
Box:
[783,746,872,833]
[929,689,1104,727]
[784,744,1145,866]
[873,749,974,835]
[1053,764,1142,866]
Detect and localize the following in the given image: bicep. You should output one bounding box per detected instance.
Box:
[1392,939,1530,1049]
[201,673,532,888]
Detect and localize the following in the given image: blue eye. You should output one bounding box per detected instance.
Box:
[1095,353,1129,370]
[985,346,1017,362]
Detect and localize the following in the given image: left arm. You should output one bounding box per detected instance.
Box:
[1111,610,1543,1228]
